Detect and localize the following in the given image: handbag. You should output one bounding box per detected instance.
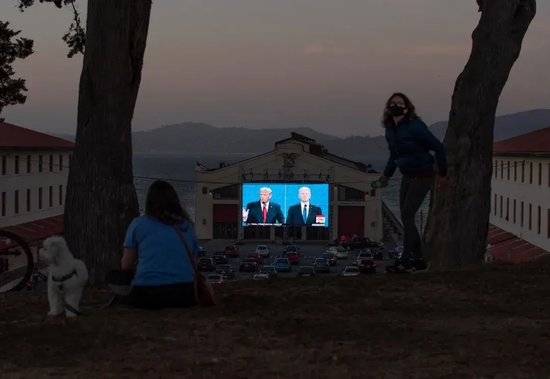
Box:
[172,225,216,307]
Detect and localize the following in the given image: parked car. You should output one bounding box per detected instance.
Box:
[321,252,337,266]
[246,252,263,265]
[357,250,374,260]
[273,258,292,272]
[258,265,278,278]
[356,258,376,274]
[197,246,207,257]
[326,245,349,259]
[212,252,228,265]
[239,260,258,272]
[344,237,384,250]
[197,257,215,272]
[313,257,330,273]
[256,245,270,258]
[207,273,224,284]
[253,273,270,280]
[389,246,404,260]
[215,264,236,279]
[339,266,360,277]
[283,245,299,254]
[284,251,300,265]
[296,266,316,278]
[223,245,239,258]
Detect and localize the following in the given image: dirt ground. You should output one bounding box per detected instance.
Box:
[1,259,550,379]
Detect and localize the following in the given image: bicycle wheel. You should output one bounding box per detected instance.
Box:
[0,230,34,293]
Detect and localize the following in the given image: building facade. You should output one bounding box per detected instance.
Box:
[490,127,550,253]
[0,122,74,231]
[194,133,382,242]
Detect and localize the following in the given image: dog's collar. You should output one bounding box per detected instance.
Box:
[52,269,78,282]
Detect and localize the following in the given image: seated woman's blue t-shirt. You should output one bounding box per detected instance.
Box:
[123,216,199,286]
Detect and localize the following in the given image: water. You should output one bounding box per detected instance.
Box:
[132,153,429,230]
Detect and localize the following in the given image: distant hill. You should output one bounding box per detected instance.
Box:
[429,109,550,141]
[130,109,549,158]
[52,109,550,158]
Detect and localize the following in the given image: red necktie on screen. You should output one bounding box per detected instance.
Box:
[262,204,267,223]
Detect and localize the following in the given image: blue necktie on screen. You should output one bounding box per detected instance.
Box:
[302,204,307,223]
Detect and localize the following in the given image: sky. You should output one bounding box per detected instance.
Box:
[1,0,549,138]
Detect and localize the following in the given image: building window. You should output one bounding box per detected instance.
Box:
[26,189,31,212]
[39,155,43,172]
[202,186,208,194]
[494,194,497,216]
[538,163,542,186]
[499,196,503,218]
[537,206,541,234]
[506,197,509,221]
[14,190,19,214]
[548,164,550,187]
[1,192,5,216]
[494,160,497,178]
[514,161,517,181]
[529,162,533,184]
[547,209,550,239]
[59,154,63,171]
[500,161,504,179]
[521,161,525,183]
[38,187,43,209]
[49,154,53,172]
[59,185,63,205]
[212,184,239,200]
[521,201,524,227]
[506,161,510,180]
[15,155,19,174]
[49,186,53,207]
[27,154,31,173]
[1,156,6,175]
[529,203,533,230]
[513,199,516,224]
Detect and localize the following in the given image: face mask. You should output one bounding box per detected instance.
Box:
[389,105,406,117]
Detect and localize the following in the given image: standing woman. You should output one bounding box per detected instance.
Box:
[115,180,199,308]
[378,92,447,272]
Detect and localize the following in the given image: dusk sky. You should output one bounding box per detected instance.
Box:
[1,1,549,137]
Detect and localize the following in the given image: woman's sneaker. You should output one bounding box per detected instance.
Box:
[386,259,414,273]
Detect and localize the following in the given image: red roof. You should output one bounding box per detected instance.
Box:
[1,215,64,247]
[493,127,550,154]
[0,121,74,150]
[487,224,548,263]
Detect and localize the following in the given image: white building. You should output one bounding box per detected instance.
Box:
[194,132,383,242]
[0,121,74,243]
[490,127,550,259]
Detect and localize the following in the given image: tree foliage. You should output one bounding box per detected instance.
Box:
[0,21,34,120]
[17,0,85,57]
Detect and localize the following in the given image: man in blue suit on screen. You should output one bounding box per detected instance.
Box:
[287,186,323,226]
[242,187,285,224]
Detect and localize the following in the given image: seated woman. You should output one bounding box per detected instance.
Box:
[107,180,199,309]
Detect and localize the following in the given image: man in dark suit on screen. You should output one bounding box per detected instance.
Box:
[242,187,285,224]
[287,186,323,226]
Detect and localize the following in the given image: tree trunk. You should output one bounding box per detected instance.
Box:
[64,0,152,284]
[424,0,536,270]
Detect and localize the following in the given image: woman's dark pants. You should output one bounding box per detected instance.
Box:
[106,270,196,309]
[399,175,433,264]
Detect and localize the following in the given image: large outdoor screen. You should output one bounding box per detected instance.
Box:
[242,183,329,227]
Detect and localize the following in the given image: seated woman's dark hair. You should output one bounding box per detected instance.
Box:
[145,180,191,225]
[381,92,420,126]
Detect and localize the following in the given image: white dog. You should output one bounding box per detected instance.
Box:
[40,236,89,317]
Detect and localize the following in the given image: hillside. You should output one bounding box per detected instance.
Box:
[1,261,550,377]
[131,109,550,156]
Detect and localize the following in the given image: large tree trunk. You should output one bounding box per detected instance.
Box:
[64,0,152,284]
[424,0,536,270]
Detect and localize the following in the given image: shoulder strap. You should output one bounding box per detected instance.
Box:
[172,225,198,277]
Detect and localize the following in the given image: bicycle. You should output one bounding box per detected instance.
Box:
[0,229,34,293]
